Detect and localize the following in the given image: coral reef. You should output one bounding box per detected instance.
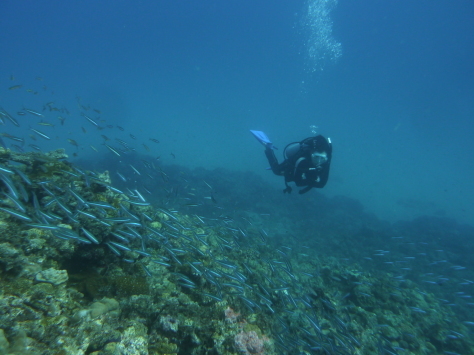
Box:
[234,330,270,355]
[0,149,472,355]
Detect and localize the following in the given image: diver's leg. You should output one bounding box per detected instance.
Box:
[265,146,282,175]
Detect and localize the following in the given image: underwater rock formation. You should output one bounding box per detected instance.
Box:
[0,149,472,354]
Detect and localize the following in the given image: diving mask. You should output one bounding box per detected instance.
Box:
[311,151,327,167]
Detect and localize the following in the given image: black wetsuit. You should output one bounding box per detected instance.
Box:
[265,135,332,194]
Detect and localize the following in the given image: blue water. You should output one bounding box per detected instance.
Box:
[1,0,473,225]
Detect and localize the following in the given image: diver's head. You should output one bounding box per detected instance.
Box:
[311,151,328,167]
[308,135,330,166]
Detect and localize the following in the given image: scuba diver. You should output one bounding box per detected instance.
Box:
[251,130,332,194]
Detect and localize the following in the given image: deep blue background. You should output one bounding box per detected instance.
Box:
[1,0,473,224]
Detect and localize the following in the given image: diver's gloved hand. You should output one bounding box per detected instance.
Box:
[283,186,292,194]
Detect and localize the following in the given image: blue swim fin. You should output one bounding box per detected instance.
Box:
[250,130,276,149]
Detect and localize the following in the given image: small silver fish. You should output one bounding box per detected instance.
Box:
[30,128,51,140]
